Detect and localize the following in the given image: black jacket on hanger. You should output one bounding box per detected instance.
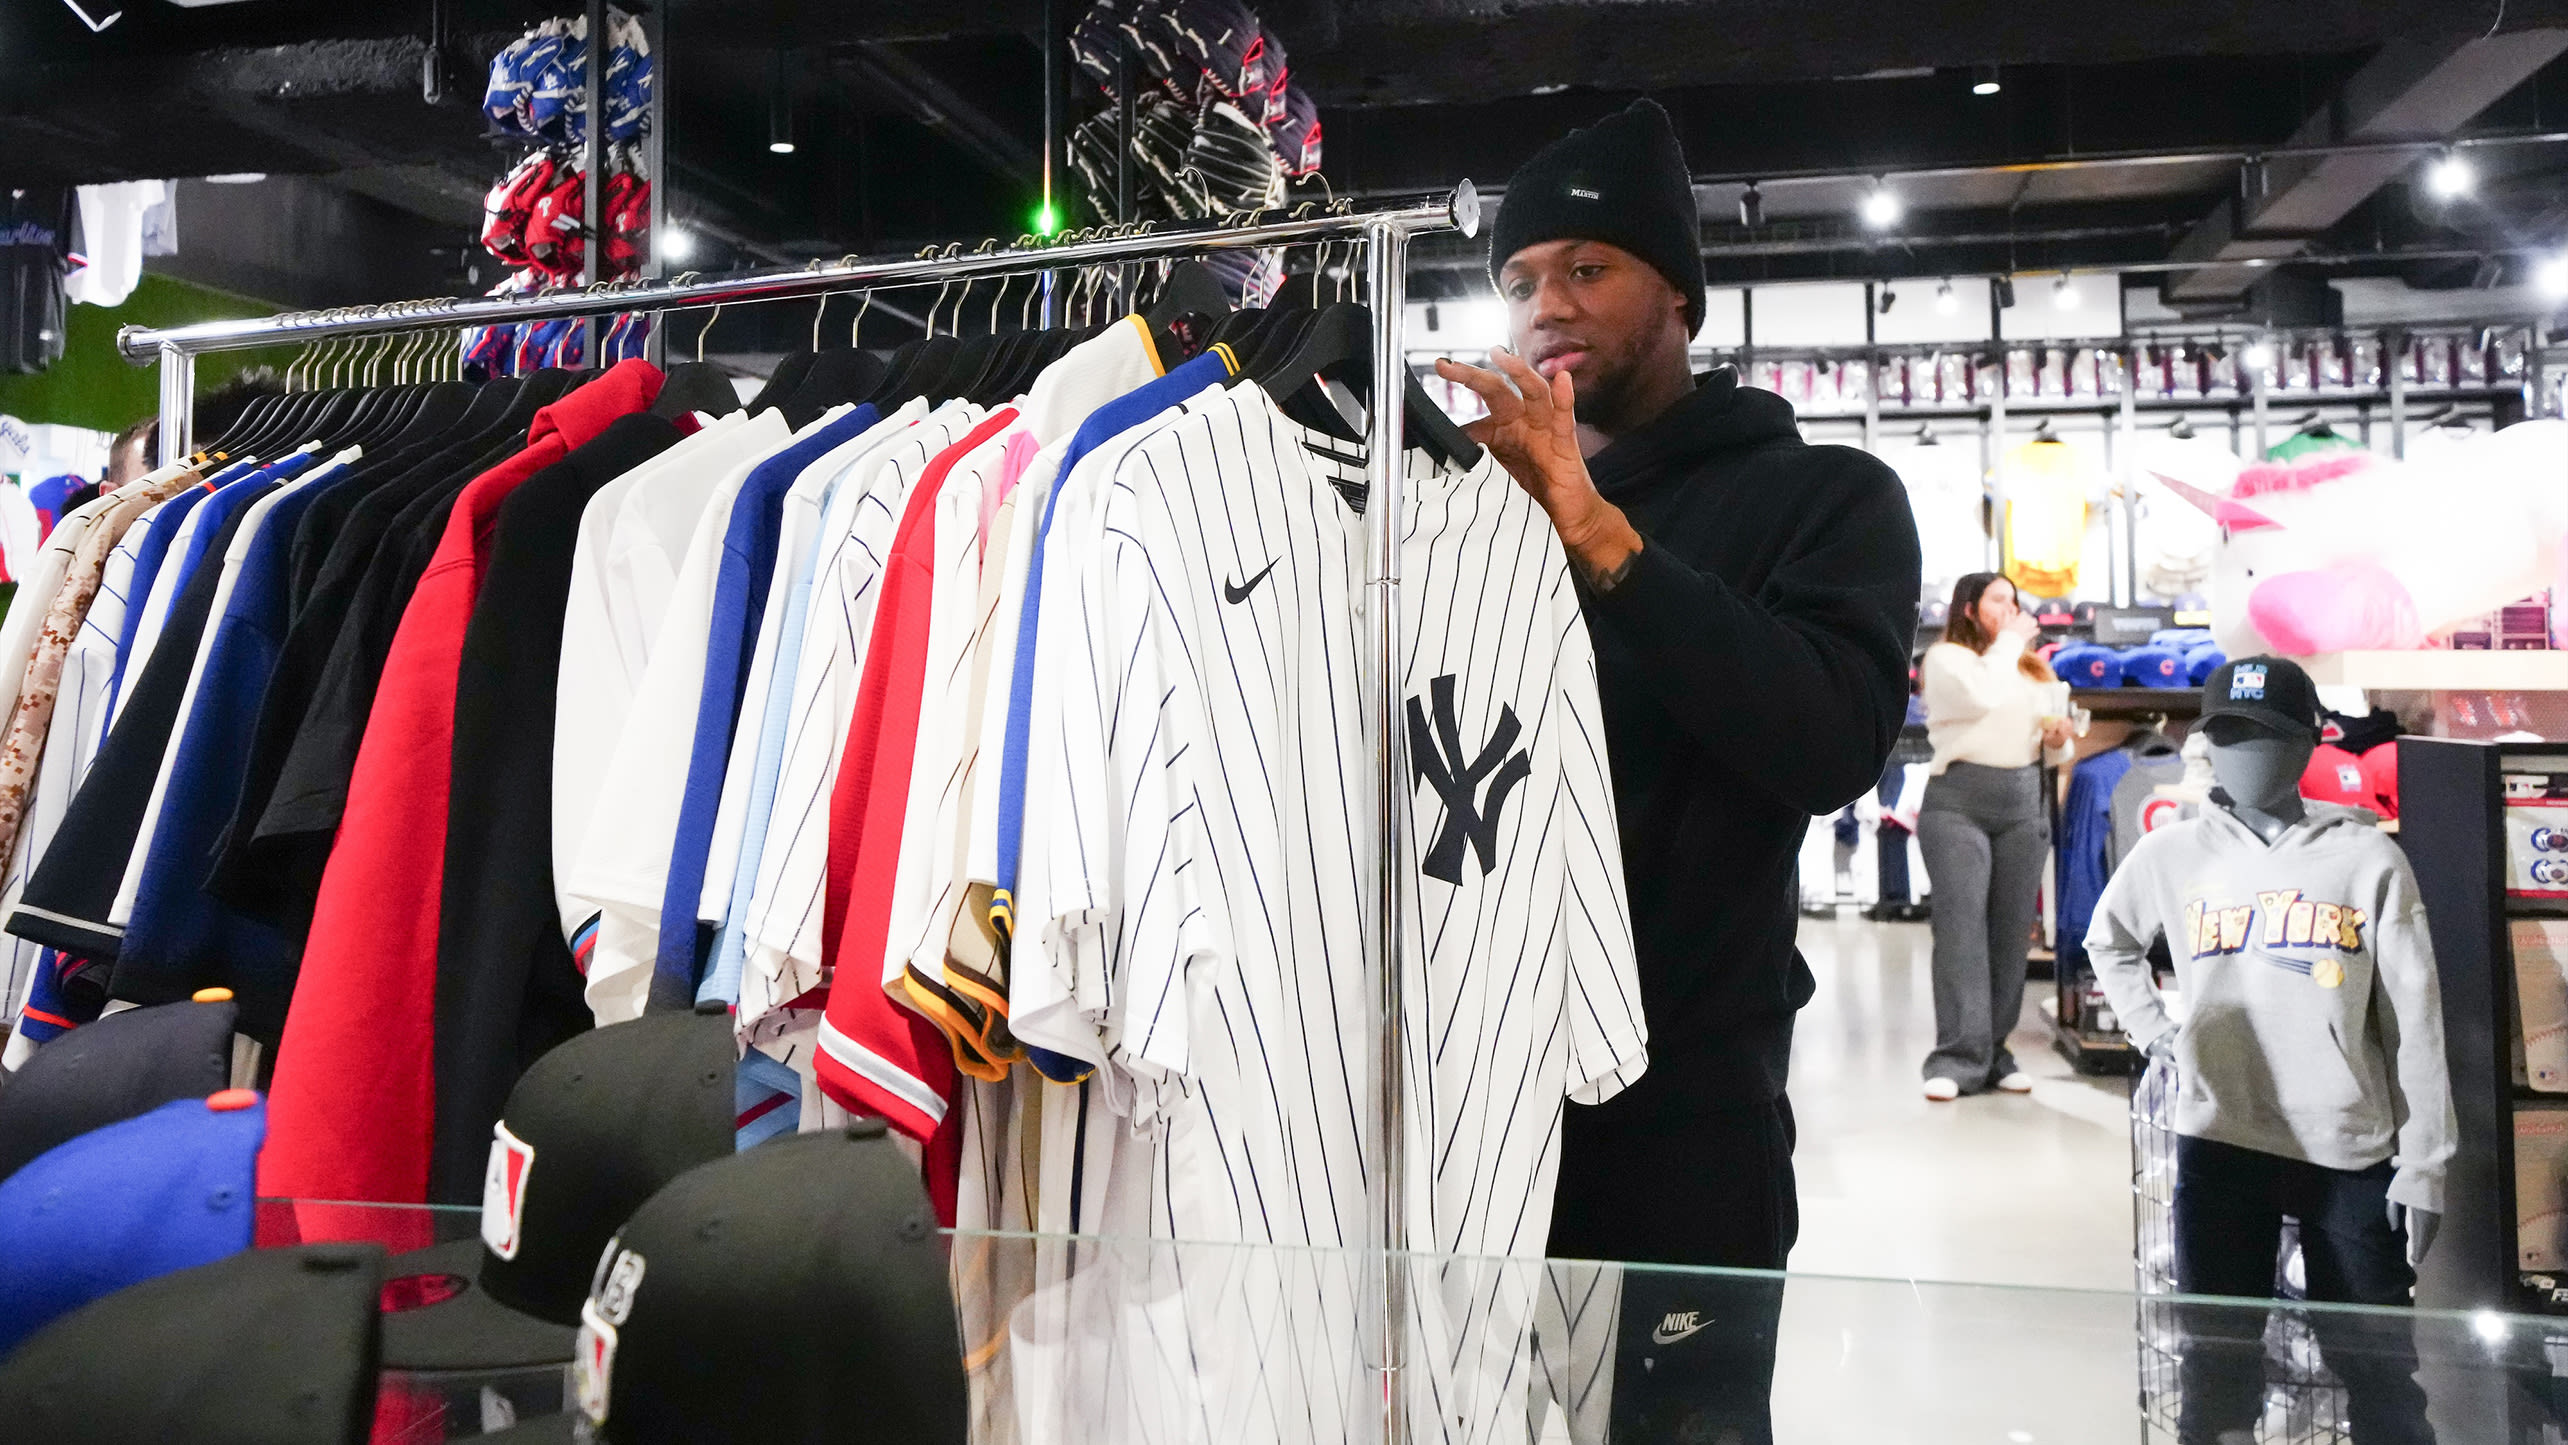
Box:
[431,412,681,1203]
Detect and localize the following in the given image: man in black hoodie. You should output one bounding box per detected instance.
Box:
[1440,99,1920,1438]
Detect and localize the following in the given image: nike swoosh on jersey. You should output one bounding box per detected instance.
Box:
[1650,1315,1711,1346]
[1222,558,1281,604]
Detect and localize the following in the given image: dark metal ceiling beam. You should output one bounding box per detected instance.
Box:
[2165,30,2568,302]
[835,42,1040,190]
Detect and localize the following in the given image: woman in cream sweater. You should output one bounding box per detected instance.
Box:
[1916,573,2075,1101]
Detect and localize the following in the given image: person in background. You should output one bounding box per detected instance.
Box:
[104,369,283,490]
[1916,572,2074,1101]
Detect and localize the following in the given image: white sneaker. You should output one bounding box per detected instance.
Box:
[1996,1071,2034,1094]
[1923,1077,1961,1102]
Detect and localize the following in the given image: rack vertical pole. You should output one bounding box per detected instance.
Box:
[2250,336,2270,458]
[1988,355,2008,577]
[2389,327,2409,458]
[580,0,608,362]
[641,0,668,364]
[155,343,195,468]
[2117,347,2138,608]
[1363,217,1413,1445]
[1040,0,1063,328]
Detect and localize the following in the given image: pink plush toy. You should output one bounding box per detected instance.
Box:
[2150,421,2568,658]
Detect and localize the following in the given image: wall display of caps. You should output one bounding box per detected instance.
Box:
[464,10,658,378]
[1065,0,1329,305]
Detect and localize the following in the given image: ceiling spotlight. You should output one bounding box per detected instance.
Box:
[1971,64,2002,97]
[768,48,796,156]
[1992,276,2016,309]
[660,226,696,264]
[2052,273,2081,311]
[2242,339,2275,371]
[1934,278,1958,314]
[1878,286,1897,314]
[2426,149,2475,201]
[204,173,267,185]
[2539,252,2568,301]
[1859,183,1902,230]
[1738,182,1764,229]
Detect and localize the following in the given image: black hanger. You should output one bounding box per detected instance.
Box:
[1253,301,1479,469]
[781,349,890,423]
[206,390,290,456]
[979,324,1101,403]
[1146,261,1233,333]
[2030,417,2063,444]
[218,385,331,458]
[748,352,815,415]
[861,336,963,410]
[956,331,1039,405]
[653,361,745,420]
[379,381,479,450]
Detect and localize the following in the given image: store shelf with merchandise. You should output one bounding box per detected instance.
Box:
[2404,740,2568,1381]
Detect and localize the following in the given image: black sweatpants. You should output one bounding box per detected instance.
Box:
[1548,1021,1795,1443]
[2172,1134,2431,1444]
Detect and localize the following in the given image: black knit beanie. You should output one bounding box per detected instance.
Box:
[1488,99,1705,333]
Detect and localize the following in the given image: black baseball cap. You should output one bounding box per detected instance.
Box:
[0,988,237,1183]
[2199,654,2322,742]
[0,1242,384,1444]
[378,1004,738,1372]
[485,1121,966,1444]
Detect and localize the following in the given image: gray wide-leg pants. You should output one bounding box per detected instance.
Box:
[1916,761,2048,1090]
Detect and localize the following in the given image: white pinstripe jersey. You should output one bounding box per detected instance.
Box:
[0,494,166,1040]
[733,405,983,1068]
[1395,447,1646,1445]
[1014,380,1374,1258]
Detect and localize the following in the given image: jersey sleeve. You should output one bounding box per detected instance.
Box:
[1552,564,1648,1104]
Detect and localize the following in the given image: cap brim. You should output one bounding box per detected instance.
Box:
[2197,698,2315,736]
[379,1239,577,1371]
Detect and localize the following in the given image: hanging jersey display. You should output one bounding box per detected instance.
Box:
[2003,436,2090,599]
[0,189,77,376]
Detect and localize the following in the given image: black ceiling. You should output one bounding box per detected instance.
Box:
[5,0,2568,312]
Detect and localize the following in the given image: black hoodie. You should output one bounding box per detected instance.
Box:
[1576,369,1921,1066]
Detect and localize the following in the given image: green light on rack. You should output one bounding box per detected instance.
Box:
[1032,203,1061,237]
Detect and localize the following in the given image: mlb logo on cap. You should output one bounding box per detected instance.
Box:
[2232,663,2268,700]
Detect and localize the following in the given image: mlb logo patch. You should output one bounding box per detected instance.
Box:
[481,1121,536,1259]
[2339,765,2364,791]
[2231,664,2267,700]
[574,1305,618,1425]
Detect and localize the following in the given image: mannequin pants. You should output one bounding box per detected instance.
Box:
[1916,761,2047,1089]
[2173,1135,2431,1444]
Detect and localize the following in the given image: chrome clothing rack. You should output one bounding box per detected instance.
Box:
[120,181,1482,1445]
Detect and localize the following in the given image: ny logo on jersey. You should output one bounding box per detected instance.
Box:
[1408,674,1532,885]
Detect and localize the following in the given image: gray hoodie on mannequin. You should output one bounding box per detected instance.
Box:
[2084,799,2457,1214]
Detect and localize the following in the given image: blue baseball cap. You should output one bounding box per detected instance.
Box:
[0,1091,264,1357]
[2186,643,2228,685]
[2152,627,2214,650]
[2051,644,2122,688]
[2122,645,2190,688]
